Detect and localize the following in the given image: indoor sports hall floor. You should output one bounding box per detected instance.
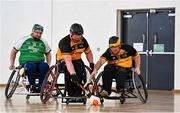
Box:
[0,88,180,113]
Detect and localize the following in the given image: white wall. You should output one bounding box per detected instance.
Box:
[0,1,2,83]
[1,0,180,90]
[52,0,180,90]
[0,0,52,84]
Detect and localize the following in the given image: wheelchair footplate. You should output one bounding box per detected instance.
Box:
[61,96,87,105]
[26,92,40,100]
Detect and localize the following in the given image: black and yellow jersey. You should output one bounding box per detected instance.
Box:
[100,44,139,68]
[57,35,90,61]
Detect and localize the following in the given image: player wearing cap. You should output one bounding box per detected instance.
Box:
[9,24,51,93]
[57,23,94,96]
[91,36,140,97]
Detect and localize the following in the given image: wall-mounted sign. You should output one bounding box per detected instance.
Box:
[133,43,143,52]
[153,44,164,52]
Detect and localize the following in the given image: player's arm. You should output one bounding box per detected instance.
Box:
[95,59,106,71]
[85,48,94,64]
[134,53,141,75]
[59,38,76,75]
[9,48,17,70]
[45,52,51,66]
[63,55,76,75]
[128,44,141,75]
[91,49,109,77]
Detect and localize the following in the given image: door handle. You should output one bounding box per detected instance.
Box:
[142,33,146,43]
[154,34,158,44]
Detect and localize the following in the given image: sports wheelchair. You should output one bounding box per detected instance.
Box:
[40,62,99,104]
[95,67,148,104]
[5,66,41,100]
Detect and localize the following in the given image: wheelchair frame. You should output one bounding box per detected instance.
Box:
[40,63,99,104]
[95,68,148,104]
[5,66,40,100]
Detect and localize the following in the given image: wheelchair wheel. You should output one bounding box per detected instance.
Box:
[84,65,100,98]
[95,71,103,91]
[40,65,58,104]
[132,70,148,103]
[95,71,103,84]
[5,68,21,99]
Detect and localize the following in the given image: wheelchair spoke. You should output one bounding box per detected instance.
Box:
[40,65,58,103]
[132,73,148,103]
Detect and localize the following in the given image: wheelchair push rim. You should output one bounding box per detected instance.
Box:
[132,70,148,103]
[84,65,100,97]
[40,64,58,104]
[5,67,21,99]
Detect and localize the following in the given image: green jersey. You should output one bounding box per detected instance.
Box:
[14,35,51,64]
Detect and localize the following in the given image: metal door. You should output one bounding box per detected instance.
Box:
[122,11,148,88]
[148,9,175,90]
[120,8,175,90]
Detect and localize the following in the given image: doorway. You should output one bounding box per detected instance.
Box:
[117,8,175,90]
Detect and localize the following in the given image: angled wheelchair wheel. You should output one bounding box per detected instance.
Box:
[5,67,21,99]
[40,64,58,104]
[84,65,92,82]
[132,69,148,103]
[84,66,100,97]
[95,71,103,91]
[95,71,103,83]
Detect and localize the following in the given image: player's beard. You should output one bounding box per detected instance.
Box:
[32,36,40,41]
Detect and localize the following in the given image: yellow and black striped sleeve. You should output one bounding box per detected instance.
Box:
[83,37,91,53]
[58,36,71,55]
[121,44,139,57]
[99,49,111,62]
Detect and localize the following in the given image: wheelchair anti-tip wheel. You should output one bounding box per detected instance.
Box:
[5,66,21,99]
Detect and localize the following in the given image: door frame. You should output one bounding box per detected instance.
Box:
[116,8,175,39]
[116,8,175,89]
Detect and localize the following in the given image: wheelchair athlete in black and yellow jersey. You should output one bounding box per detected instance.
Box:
[91,36,141,97]
[57,23,94,97]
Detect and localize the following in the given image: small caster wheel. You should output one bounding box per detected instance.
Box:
[83,99,87,105]
[120,97,125,104]
[100,98,104,104]
[66,99,69,105]
[26,95,30,100]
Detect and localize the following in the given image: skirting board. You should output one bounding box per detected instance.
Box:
[173,90,180,93]
[0,84,6,87]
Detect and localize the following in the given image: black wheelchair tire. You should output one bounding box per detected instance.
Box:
[5,70,20,99]
[96,70,148,104]
[132,73,148,103]
[95,71,103,85]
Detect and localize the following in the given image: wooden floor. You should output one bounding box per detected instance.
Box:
[0,87,180,113]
